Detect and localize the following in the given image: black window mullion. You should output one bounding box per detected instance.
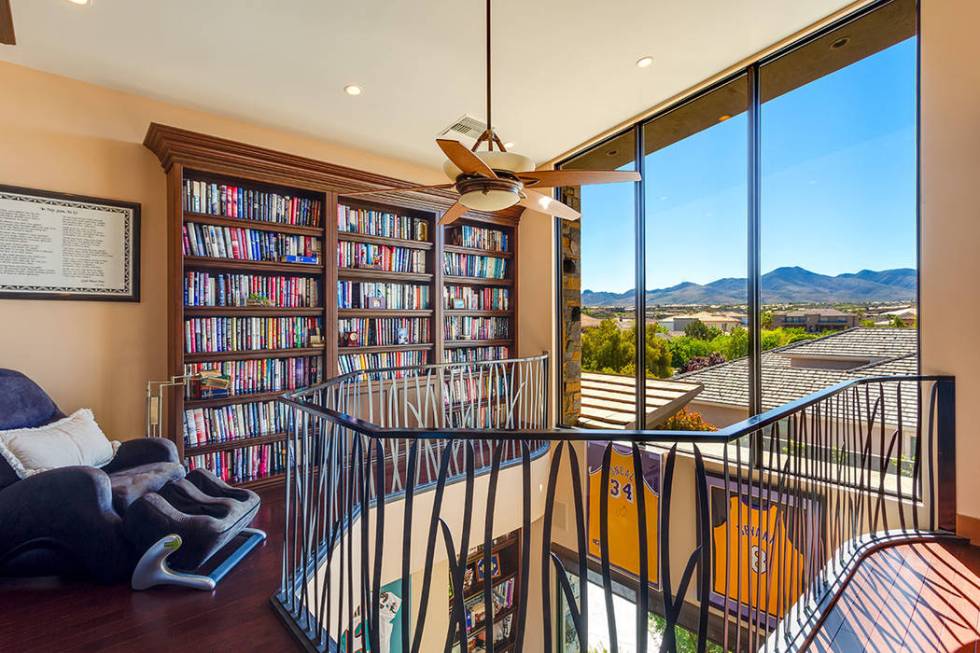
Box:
[747,63,764,464]
[634,124,647,428]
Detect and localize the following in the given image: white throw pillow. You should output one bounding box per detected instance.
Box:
[0,408,120,479]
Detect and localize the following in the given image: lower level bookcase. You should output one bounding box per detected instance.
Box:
[451,528,522,653]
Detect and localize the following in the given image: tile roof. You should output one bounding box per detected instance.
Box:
[674,328,920,424]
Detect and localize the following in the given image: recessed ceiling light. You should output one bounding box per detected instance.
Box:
[344,85,362,96]
[67,0,91,5]
[831,36,850,49]
[636,56,654,68]
[718,114,732,122]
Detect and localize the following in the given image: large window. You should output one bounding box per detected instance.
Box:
[559,0,917,429]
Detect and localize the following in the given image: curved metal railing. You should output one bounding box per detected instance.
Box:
[272,357,955,653]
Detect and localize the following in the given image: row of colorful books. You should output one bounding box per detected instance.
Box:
[338,317,431,347]
[183,399,292,446]
[186,441,287,485]
[446,346,510,364]
[444,285,509,311]
[183,223,321,263]
[183,356,323,399]
[337,241,426,273]
[183,179,321,226]
[444,253,507,279]
[184,271,320,308]
[337,205,429,241]
[448,224,509,253]
[337,349,429,378]
[445,316,510,341]
[184,316,322,353]
[337,280,430,310]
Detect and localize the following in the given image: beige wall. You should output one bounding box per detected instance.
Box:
[0,61,445,439]
[517,207,557,425]
[919,0,980,530]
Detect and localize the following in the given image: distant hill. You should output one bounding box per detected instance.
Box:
[581,267,917,306]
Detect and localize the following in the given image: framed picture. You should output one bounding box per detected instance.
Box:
[705,473,824,626]
[452,298,466,310]
[366,295,387,309]
[0,185,140,301]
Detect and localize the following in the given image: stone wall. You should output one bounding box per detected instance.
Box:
[559,186,582,426]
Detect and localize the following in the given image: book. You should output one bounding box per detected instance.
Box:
[448,224,509,252]
[443,252,507,279]
[337,281,430,310]
[183,179,321,227]
[183,355,323,399]
[184,316,322,353]
[184,271,319,308]
[445,316,510,341]
[182,223,321,263]
[337,204,429,241]
[338,317,430,347]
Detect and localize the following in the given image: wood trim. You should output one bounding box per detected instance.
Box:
[183,212,324,237]
[956,513,980,546]
[183,346,326,363]
[144,123,521,225]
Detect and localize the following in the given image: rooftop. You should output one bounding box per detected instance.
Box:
[675,328,919,419]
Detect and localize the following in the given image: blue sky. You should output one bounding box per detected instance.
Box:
[580,37,917,294]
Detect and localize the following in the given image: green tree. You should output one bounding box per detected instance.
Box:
[683,319,720,341]
[644,324,673,378]
[582,319,634,374]
[722,326,749,360]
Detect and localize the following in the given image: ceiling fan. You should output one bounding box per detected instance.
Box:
[344,0,641,225]
[0,0,15,45]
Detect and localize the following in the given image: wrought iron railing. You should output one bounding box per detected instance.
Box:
[272,358,955,653]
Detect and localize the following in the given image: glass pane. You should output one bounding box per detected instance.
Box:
[563,130,637,430]
[642,76,749,432]
[759,0,917,409]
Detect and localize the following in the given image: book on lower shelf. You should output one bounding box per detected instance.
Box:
[337,204,429,241]
[338,241,426,273]
[183,222,321,263]
[184,316,323,353]
[183,179,321,227]
[186,439,287,485]
[445,316,510,341]
[185,271,320,308]
[183,356,323,399]
[443,252,507,279]
[338,317,430,347]
[338,280,430,310]
[337,349,429,378]
[444,285,509,311]
[447,224,509,253]
[183,399,293,448]
[446,346,510,364]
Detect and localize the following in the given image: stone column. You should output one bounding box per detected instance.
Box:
[559,186,582,426]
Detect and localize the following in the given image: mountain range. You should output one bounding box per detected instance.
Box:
[581,267,917,306]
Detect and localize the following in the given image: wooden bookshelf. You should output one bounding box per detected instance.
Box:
[451,529,523,653]
[145,123,522,489]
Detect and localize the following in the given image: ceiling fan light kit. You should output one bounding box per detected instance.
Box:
[341,0,641,225]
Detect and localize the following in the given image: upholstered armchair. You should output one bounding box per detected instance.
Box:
[0,369,185,583]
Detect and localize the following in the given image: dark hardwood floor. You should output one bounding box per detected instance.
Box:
[0,486,298,653]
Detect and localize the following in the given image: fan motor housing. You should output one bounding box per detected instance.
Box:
[454,174,523,197]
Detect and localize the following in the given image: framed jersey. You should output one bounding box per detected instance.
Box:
[705,473,824,625]
[586,442,661,585]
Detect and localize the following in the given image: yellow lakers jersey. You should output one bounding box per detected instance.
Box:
[712,495,804,618]
[587,447,659,583]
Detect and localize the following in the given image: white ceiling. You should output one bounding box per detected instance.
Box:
[0,0,855,169]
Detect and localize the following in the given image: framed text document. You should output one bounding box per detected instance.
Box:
[0,185,140,301]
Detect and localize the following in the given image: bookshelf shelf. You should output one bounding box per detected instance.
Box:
[444,339,513,349]
[184,306,324,317]
[183,212,324,237]
[338,268,433,282]
[239,473,286,490]
[339,343,433,354]
[337,231,433,250]
[444,309,512,318]
[451,529,522,652]
[338,308,433,318]
[184,346,326,363]
[444,244,512,259]
[184,432,288,457]
[146,123,521,489]
[184,256,324,275]
[183,390,294,410]
[443,275,513,287]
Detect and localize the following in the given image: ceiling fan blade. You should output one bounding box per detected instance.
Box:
[436,139,498,179]
[438,201,469,226]
[517,169,641,189]
[0,0,15,45]
[342,183,455,197]
[519,190,581,221]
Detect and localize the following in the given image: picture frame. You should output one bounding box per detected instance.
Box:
[366,295,386,310]
[0,185,140,301]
